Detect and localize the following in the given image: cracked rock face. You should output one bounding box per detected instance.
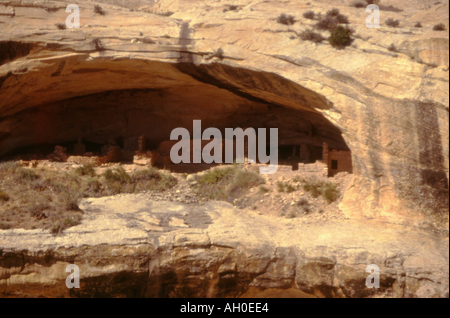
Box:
[0,0,449,297]
[0,195,448,298]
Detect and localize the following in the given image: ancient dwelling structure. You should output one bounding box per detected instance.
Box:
[146,137,352,177]
[44,133,352,177]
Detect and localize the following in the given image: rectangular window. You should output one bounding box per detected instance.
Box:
[331,160,338,170]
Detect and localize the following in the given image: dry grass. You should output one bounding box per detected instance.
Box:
[0,162,177,233]
[192,166,264,201]
[299,177,341,204]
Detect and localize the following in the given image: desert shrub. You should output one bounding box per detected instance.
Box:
[64,216,81,228]
[385,18,400,27]
[45,7,60,12]
[303,10,315,19]
[414,22,422,28]
[285,184,296,193]
[74,164,96,177]
[17,168,39,181]
[316,16,338,30]
[102,167,130,184]
[142,38,156,44]
[302,206,311,214]
[157,11,175,16]
[326,8,340,17]
[58,189,82,211]
[198,167,235,185]
[433,23,446,31]
[145,171,177,192]
[227,170,265,197]
[287,211,297,218]
[379,5,402,12]
[259,186,270,194]
[277,181,286,192]
[212,48,224,60]
[328,26,353,48]
[55,23,66,30]
[0,161,19,174]
[229,5,239,11]
[388,43,398,52]
[194,167,263,201]
[303,182,322,198]
[300,29,326,43]
[277,182,296,193]
[351,1,366,8]
[322,183,340,204]
[336,14,350,24]
[0,191,9,202]
[277,13,296,25]
[94,5,105,15]
[91,38,105,51]
[292,176,303,183]
[297,198,309,206]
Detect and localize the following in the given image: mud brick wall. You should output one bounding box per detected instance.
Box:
[297,161,328,176]
[327,150,352,177]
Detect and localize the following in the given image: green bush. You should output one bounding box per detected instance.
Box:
[197,167,235,185]
[277,13,296,25]
[277,181,286,192]
[17,168,39,181]
[322,183,340,204]
[433,23,446,31]
[297,198,309,206]
[0,161,19,174]
[328,26,353,48]
[351,1,366,8]
[388,43,398,52]
[45,7,60,12]
[379,5,402,12]
[74,164,96,177]
[157,11,175,16]
[300,29,326,43]
[102,167,131,184]
[287,211,297,218]
[285,184,296,193]
[336,14,350,24]
[55,23,66,30]
[326,8,340,17]
[94,5,105,15]
[259,186,270,194]
[303,11,315,19]
[385,18,400,27]
[316,16,338,30]
[212,48,225,60]
[194,167,264,201]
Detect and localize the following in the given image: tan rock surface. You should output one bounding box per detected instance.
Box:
[0,194,448,297]
[1,0,448,228]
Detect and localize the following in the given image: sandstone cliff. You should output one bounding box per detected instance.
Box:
[0,0,449,297]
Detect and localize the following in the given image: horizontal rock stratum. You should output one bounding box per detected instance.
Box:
[0,0,449,297]
[1,195,448,298]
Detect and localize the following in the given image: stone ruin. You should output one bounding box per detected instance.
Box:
[41,134,352,177]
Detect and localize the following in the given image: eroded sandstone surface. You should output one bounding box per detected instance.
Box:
[1,195,448,298]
